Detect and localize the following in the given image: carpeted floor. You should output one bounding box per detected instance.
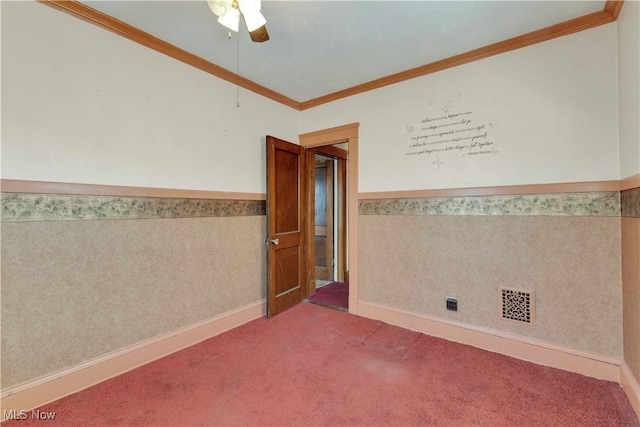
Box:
[4,302,638,426]
[307,281,349,310]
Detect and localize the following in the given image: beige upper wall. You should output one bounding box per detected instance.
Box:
[1,2,632,194]
[0,1,299,194]
[618,0,640,179]
[300,24,620,192]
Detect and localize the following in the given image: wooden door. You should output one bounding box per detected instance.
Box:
[314,158,334,281]
[266,136,307,317]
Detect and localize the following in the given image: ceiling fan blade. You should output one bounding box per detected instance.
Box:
[249,24,269,43]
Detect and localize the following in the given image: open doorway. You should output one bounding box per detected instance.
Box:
[298,123,359,315]
[306,145,348,311]
[266,124,358,317]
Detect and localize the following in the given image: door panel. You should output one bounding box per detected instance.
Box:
[266,136,307,317]
[314,159,333,281]
[274,246,300,296]
[274,148,299,233]
[315,236,327,267]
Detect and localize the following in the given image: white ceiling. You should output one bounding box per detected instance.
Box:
[79,1,606,102]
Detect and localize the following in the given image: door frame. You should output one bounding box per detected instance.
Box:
[307,147,347,295]
[299,123,359,314]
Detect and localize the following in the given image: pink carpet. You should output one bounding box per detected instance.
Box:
[4,302,638,426]
[308,281,349,309]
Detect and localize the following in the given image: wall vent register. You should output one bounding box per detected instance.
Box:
[499,287,535,326]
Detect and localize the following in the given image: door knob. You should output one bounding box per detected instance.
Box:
[270,238,280,245]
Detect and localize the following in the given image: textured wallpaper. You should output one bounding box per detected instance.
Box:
[358,192,624,358]
[2,189,636,388]
[1,194,266,389]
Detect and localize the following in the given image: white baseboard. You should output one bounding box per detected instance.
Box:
[1,300,266,419]
[358,300,622,382]
[621,361,640,420]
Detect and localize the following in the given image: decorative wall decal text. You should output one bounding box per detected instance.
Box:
[405,96,501,163]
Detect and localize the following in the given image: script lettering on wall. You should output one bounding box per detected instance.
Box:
[405,94,501,167]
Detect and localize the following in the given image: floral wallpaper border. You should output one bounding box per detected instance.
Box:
[621,187,640,218]
[2,190,631,222]
[1,193,266,222]
[359,192,620,217]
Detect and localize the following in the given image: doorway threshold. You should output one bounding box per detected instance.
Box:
[304,299,348,312]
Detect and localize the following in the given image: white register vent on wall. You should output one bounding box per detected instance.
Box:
[499,287,535,326]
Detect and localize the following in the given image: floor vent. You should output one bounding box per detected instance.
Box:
[499,287,535,326]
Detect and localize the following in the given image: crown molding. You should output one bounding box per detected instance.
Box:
[39,1,623,111]
[299,4,622,110]
[604,0,625,20]
[38,0,301,110]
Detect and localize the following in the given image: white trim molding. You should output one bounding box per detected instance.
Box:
[1,300,266,420]
[621,361,640,419]
[358,301,622,381]
[0,179,266,200]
